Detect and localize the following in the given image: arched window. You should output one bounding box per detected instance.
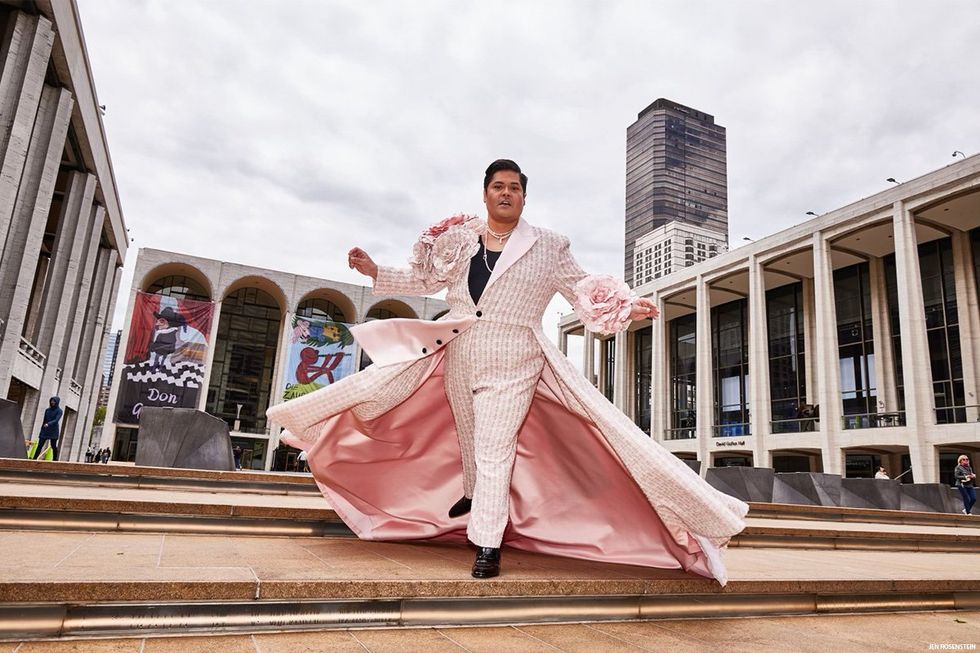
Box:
[146,275,209,302]
[366,307,399,320]
[297,297,346,323]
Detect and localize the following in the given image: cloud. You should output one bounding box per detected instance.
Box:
[74,0,980,338]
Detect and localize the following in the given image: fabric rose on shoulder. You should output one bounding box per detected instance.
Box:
[409,214,481,284]
[572,274,637,335]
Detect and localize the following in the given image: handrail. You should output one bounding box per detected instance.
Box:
[770,417,820,433]
[841,411,906,429]
[664,427,696,440]
[18,337,45,368]
[935,404,980,423]
[712,422,750,437]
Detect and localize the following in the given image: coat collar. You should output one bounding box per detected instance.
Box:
[482,217,538,297]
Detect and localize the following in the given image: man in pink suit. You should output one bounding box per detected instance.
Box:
[270,160,746,583]
[334,159,733,579]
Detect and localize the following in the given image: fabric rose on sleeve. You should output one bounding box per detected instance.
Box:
[572,274,637,335]
[409,214,481,284]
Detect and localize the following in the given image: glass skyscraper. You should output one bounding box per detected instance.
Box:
[625,98,728,287]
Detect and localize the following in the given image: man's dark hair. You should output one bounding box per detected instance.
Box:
[484,159,528,195]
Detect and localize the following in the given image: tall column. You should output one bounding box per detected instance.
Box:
[650,293,668,443]
[65,248,111,460]
[68,257,119,461]
[265,310,293,471]
[695,275,713,471]
[812,231,843,474]
[869,256,898,411]
[582,331,596,386]
[58,205,105,394]
[612,330,630,413]
[748,256,771,466]
[27,172,97,438]
[951,230,980,421]
[0,84,73,396]
[892,201,935,482]
[0,12,55,243]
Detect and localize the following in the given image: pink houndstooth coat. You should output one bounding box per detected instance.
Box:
[266,218,748,584]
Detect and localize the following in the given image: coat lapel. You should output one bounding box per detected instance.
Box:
[482,218,538,297]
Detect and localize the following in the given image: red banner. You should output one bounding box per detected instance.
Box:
[115,292,214,425]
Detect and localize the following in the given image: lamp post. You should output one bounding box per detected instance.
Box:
[953,151,966,159]
[886,178,900,185]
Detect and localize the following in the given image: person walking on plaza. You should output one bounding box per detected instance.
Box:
[955,455,976,515]
[268,159,748,583]
[31,397,63,461]
[875,466,890,480]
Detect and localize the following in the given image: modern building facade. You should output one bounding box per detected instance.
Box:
[0,1,127,459]
[625,98,727,287]
[633,221,727,286]
[562,155,980,485]
[101,248,448,470]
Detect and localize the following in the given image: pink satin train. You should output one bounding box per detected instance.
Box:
[285,352,719,582]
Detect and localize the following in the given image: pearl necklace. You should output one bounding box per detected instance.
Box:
[486,225,515,241]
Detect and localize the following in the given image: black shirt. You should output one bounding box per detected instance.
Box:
[468,239,501,304]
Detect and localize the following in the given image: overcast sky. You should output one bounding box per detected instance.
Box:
[76,0,980,340]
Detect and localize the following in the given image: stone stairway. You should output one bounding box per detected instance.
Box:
[0,459,978,648]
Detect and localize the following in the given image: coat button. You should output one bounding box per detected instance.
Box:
[452,329,459,333]
[422,347,427,354]
[436,340,442,345]
[476,311,483,317]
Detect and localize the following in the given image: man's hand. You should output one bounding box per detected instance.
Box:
[347,247,378,280]
[629,297,659,321]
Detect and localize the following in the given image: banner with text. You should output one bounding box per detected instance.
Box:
[115,292,214,425]
[282,315,356,402]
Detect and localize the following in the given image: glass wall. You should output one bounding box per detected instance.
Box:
[834,263,876,427]
[206,287,281,447]
[668,315,696,439]
[634,326,652,433]
[920,238,963,422]
[767,283,807,432]
[712,299,749,436]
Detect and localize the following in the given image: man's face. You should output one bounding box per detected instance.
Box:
[156,318,168,330]
[484,171,525,223]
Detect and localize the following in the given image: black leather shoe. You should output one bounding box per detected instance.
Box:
[448,496,472,518]
[471,547,500,578]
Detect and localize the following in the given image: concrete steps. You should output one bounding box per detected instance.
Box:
[0,530,978,641]
[1,480,977,552]
[1,459,978,642]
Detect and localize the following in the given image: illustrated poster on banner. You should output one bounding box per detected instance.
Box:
[282,315,356,402]
[115,292,214,425]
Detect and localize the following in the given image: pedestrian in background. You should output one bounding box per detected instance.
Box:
[31,397,62,461]
[955,455,976,515]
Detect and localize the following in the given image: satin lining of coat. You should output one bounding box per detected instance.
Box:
[286,352,714,581]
